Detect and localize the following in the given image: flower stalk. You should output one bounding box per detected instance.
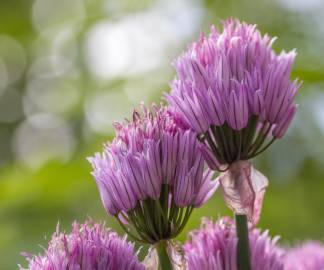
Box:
[235,214,251,270]
[156,240,173,270]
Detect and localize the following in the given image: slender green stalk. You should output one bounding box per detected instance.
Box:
[235,214,251,270]
[156,240,173,270]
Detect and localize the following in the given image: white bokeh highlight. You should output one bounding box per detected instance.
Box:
[85,0,204,79]
[85,89,133,134]
[13,114,75,170]
[32,0,85,33]
[0,35,26,85]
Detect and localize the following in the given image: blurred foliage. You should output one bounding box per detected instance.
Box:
[0,0,324,269]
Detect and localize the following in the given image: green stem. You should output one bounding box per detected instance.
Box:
[156,240,173,270]
[235,214,251,270]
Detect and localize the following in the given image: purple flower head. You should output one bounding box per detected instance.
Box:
[20,220,144,270]
[184,217,284,270]
[166,19,301,168]
[88,104,218,243]
[284,241,324,270]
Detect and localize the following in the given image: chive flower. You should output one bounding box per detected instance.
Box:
[166,19,301,170]
[20,220,144,270]
[184,217,284,270]
[88,104,218,244]
[284,241,324,270]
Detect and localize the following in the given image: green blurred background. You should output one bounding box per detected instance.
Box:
[0,0,324,269]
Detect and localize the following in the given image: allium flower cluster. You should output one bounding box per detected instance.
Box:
[20,221,144,270]
[88,104,218,243]
[284,241,324,270]
[184,217,283,270]
[167,19,301,168]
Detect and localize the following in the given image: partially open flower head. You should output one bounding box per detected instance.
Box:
[167,19,301,170]
[184,217,284,270]
[88,104,218,244]
[20,220,144,270]
[284,241,324,270]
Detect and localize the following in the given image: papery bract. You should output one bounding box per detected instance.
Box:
[217,160,268,224]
